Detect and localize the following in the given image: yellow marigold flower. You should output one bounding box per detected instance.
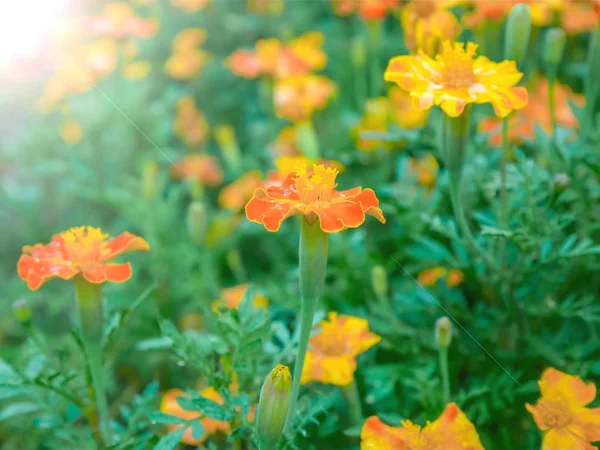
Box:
[389,86,429,130]
[60,118,83,145]
[122,61,151,80]
[408,153,439,190]
[174,97,209,149]
[361,403,484,449]
[170,0,211,12]
[384,41,528,118]
[218,171,264,213]
[526,368,600,450]
[301,312,381,386]
[400,0,462,56]
[213,284,269,311]
[417,267,447,287]
[165,29,209,80]
[273,74,336,123]
[173,28,207,51]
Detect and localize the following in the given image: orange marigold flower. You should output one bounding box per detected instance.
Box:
[214,284,269,310]
[246,164,385,233]
[165,28,209,80]
[248,0,284,15]
[17,227,150,291]
[389,86,430,130]
[561,2,599,34]
[87,2,157,40]
[170,155,223,186]
[301,312,381,386]
[408,153,440,190]
[417,267,447,287]
[170,0,211,12]
[60,118,83,145]
[385,41,528,118]
[174,97,209,149]
[446,269,464,287]
[160,388,230,446]
[273,75,336,123]
[526,368,600,450]
[361,403,484,450]
[359,0,401,21]
[219,171,264,213]
[401,0,462,56]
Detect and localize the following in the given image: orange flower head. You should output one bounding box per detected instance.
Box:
[219,171,264,213]
[301,312,381,386]
[174,97,209,148]
[248,0,284,15]
[526,368,600,450]
[273,74,336,123]
[160,387,230,446]
[446,269,464,288]
[408,154,440,190]
[361,403,484,449]
[358,0,401,20]
[246,164,386,233]
[165,29,209,80]
[385,41,528,118]
[60,118,83,145]
[170,155,223,186]
[418,267,447,287]
[214,284,269,310]
[17,227,150,291]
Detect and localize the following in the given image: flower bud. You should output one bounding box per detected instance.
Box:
[543,28,566,79]
[187,201,207,245]
[435,316,453,349]
[553,173,570,194]
[141,161,159,200]
[257,364,292,449]
[504,3,532,65]
[371,265,388,297]
[12,299,31,324]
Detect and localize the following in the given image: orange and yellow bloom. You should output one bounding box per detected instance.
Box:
[17,227,150,291]
[273,74,336,123]
[384,41,528,118]
[526,368,600,450]
[246,164,385,233]
[418,267,464,288]
[219,171,264,213]
[170,155,224,186]
[174,97,209,149]
[361,403,484,449]
[301,312,381,386]
[214,284,269,310]
[332,0,400,20]
[60,118,83,145]
[165,28,209,80]
[408,153,440,190]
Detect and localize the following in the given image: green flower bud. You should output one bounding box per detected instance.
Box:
[12,299,31,324]
[371,265,388,297]
[257,364,292,449]
[435,316,453,349]
[187,201,207,245]
[504,4,532,65]
[553,173,570,195]
[543,28,566,79]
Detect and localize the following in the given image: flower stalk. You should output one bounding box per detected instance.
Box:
[297,120,320,160]
[284,217,329,432]
[74,276,110,445]
[342,378,363,426]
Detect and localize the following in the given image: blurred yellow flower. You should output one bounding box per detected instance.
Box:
[418,267,464,288]
[400,0,462,56]
[170,154,223,186]
[385,41,528,117]
[408,153,439,190]
[59,118,83,145]
[165,28,209,80]
[389,86,430,130]
[361,403,484,449]
[122,61,151,80]
[219,171,264,213]
[526,367,600,450]
[273,74,336,123]
[174,97,209,149]
[214,284,269,310]
[301,312,381,386]
[248,0,284,15]
[170,0,211,12]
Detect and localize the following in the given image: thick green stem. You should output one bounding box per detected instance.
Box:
[297,120,320,161]
[284,218,328,433]
[439,347,450,404]
[342,378,363,426]
[74,276,110,445]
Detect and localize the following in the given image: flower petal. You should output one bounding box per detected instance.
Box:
[103,232,150,262]
[245,191,300,232]
[82,262,133,284]
[354,189,386,223]
[360,416,406,450]
[312,201,366,232]
[17,254,80,291]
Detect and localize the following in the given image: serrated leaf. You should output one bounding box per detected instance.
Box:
[153,427,186,450]
[190,420,205,440]
[179,394,232,421]
[148,411,187,425]
[0,402,40,421]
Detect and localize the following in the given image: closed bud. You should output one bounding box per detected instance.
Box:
[553,173,570,194]
[257,364,292,449]
[504,4,531,65]
[543,28,566,78]
[187,201,207,245]
[371,265,388,297]
[141,161,159,200]
[435,316,453,349]
[13,299,31,324]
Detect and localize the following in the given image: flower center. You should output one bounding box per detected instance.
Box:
[538,397,572,429]
[294,164,339,206]
[60,226,108,264]
[439,41,478,89]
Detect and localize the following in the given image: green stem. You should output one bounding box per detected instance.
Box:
[284,218,329,433]
[297,120,320,160]
[366,20,382,96]
[439,347,450,404]
[499,117,509,273]
[548,77,557,136]
[342,378,363,426]
[74,276,110,446]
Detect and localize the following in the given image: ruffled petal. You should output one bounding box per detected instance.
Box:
[102,232,150,262]
[82,262,133,284]
[488,86,528,118]
[245,192,300,232]
[542,428,595,450]
[354,189,386,223]
[312,201,366,232]
[526,402,550,431]
[17,254,80,291]
[360,416,407,450]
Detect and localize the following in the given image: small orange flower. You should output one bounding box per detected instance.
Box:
[165,29,209,80]
[248,0,284,15]
[389,86,430,130]
[214,284,269,310]
[301,312,381,386]
[358,0,401,20]
[273,75,336,123]
[361,403,484,449]
[170,0,211,12]
[408,153,440,190]
[60,118,83,145]
[269,126,300,157]
[170,155,224,186]
[17,227,150,291]
[160,388,230,446]
[174,97,209,149]
[87,2,157,40]
[219,171,264,213]
[246,164,385,233]
[526,368,600,450]
[417,267,447,287]
[446,269,464,288]
[385,41,528,118]
[561,2,599,34]
[122,61,151,80]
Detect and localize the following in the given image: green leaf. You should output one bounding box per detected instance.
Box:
[179,393,232,421]
[0,402,40,421]
[190,420,205,440]
[148,411,187,425]
[153,427,186,450]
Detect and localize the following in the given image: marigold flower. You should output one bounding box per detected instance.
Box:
[60,118,83,145]
[165,29,209,80]
[160,388,230,446]
[248,0,284,15]
[214,284,269,310]
[526,368,600,450]
[561,3,599,34]
[122,61,151,80]
[389,86,430,130]
[361,403,484,449]
[385,41,528,118]
[246,164,385,233]
[301,312,381,386]
[408,153,439,190]
[174,97,209,148]
[417,267,447,287]
[333,0,399,20]
[17,227,150,291]
[170,155,223,186]
[219,171,264,213]
[273,75,336,123]
[170,0,211,12]
[87,2,157,40]
[269,126,300,157]
[446,269,464,287]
